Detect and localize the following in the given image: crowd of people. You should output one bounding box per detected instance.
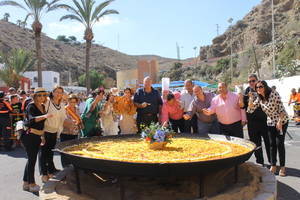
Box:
[0,75,297,192]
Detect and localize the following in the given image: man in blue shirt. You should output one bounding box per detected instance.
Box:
[134,77,163,133]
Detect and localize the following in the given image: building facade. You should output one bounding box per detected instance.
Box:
[117,59,159,90]
[23,71,60,91]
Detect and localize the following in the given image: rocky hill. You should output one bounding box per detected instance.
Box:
[195,0,300,82]
[0,20,176,86]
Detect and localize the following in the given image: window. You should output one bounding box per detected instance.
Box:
[33,77,37,82]
[54,77,58,83]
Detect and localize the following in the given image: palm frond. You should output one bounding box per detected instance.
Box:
[72,0,88,22]
[94,9,119,25]
[24,13,33,23]
[60,14,84,24]
[0,0,28,11]
[91,0,114,21]
[46,0,62,12]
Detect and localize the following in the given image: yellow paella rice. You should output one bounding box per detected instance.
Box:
[64,138,252,163]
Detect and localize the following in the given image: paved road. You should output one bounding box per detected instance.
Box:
[0,123,299,200]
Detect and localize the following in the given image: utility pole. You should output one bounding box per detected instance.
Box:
[176,42,180,61]
[193,46,197,67]
[228,18,234,83]
[271,0,276,78]
[216,24,220,36]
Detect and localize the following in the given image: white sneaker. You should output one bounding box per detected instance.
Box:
[29,184,40,192]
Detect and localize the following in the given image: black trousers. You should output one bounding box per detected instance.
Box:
[268,122,288,167]
[137,114,158,133]
[60,134,78,168]
[21,132,41,184]
[219,121,243,138]
[248,121,271,165]
[169,118,185,133]
[0,117,12,149]
[183,114,198,133]
[39,132,57,176]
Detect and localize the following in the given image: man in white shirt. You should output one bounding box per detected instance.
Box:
[180,79,197,133]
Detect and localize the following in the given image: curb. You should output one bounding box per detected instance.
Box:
[253,163,277,200]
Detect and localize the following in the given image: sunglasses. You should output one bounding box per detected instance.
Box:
[248,80,256,83]
[256,85,264,89]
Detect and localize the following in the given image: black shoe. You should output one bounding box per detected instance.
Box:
[53,169,61,174]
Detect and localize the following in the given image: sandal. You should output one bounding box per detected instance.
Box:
[270,166,277,174]
[279,167,286,177]
[29,184,40,192]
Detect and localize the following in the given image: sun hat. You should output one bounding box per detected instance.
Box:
[34,87,47,94]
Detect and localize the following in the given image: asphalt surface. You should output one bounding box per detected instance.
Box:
[0,123,299,200]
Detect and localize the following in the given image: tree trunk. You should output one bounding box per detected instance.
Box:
[35,32,42,87]
[33,20,43,87]
[85,39,91,94]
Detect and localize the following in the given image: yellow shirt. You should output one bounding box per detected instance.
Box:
[113,96,136,115]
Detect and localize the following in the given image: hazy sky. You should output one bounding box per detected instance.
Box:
[0,0,262,59]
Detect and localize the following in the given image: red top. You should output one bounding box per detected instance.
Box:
[161,100,184,123]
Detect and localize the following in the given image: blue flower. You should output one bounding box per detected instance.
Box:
[141,131,147,138]
[153,130,166,142]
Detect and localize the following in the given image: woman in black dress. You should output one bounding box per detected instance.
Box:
[21,88,53,192]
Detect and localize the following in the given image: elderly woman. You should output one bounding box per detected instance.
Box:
[21,88,53,192]
[60,94,83,167]
[161,93,184,133]
[248,80,289,176]
[114,88,137,134]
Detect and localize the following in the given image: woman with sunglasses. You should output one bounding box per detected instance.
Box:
[248,80,289,176]
[243,74,270,167]
[60,94,83,167]
[39,86,67,183]
[21,88,53,192]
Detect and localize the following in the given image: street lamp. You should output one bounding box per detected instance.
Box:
[228,18,234,82]
[271,0,276,78]
[193,46,198,67]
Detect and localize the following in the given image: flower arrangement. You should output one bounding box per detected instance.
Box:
[140,122,175,149]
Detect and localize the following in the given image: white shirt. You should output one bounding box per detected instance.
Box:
[180,89,195,112]
[44,99,67,134]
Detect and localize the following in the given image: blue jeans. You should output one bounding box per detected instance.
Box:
[197,120,220,136]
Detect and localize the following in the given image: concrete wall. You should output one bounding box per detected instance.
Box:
[117,59,160,90]
[23,71,60,91]
[137,59,159,84]
[116,68,138,90]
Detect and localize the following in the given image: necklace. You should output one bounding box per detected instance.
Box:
[51,99,61,110]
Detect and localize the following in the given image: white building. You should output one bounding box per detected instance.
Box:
[23,71,60,91]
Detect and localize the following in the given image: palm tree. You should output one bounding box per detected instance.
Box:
[58,0,119,93]
[21,21,27,29]
[0,0,62,87]
[0,49,35,89]
[16,19,22,27]
[3,12,10,21]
